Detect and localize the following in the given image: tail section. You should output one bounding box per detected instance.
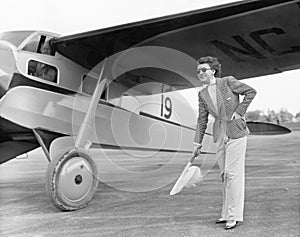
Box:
[247,121,291,135]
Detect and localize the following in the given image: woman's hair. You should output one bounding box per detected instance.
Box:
[197,56,221,77]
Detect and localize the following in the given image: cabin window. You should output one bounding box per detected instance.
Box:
[82,75,96,95]
[28,59,58,83]
[82,75,107,100]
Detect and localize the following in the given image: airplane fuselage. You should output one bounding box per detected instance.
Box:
[0,30,216,165]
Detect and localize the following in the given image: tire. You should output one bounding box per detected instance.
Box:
[45,148,99,211]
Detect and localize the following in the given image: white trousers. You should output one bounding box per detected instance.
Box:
[216,136,247,222]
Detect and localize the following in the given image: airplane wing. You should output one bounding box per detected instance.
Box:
[0,118,38,164]
[51,0,300,92]
[0,117,62,164]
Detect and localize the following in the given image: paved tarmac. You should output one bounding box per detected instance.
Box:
[0,131,299,237]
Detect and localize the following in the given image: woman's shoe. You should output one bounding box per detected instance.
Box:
[225,220,238,230]
[215,218,226,224]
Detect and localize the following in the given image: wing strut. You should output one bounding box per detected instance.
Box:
[75,60,107,149]
[33,129,51,162]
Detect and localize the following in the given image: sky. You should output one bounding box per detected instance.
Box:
[0,0,299,115]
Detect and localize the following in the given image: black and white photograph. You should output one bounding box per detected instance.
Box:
[0,0,299,236]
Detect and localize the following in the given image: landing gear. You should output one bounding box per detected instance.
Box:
[46,61,107,211]
[46,149,98,211]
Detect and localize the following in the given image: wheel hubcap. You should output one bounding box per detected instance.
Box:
[74,175,83,185]
[57,156,94,202]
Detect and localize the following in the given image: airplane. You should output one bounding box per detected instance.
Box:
[0,0,298,211]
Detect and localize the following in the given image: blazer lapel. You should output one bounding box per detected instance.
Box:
[216,79,226,118]
[200,87,218,117]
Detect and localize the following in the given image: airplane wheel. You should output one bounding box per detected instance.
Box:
[46,149,99,211]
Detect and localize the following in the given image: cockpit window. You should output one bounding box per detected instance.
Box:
[22,35,41,53]
[22,35,55,56]
[0,31,33,47]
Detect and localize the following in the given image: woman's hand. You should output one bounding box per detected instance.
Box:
[231,112,242,120]
[193,144,202,157]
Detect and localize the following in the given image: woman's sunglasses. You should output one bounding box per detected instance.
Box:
[197,67,211,73]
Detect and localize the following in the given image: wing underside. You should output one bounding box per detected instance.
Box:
[52,0,300,93]
[0,117,63,164]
